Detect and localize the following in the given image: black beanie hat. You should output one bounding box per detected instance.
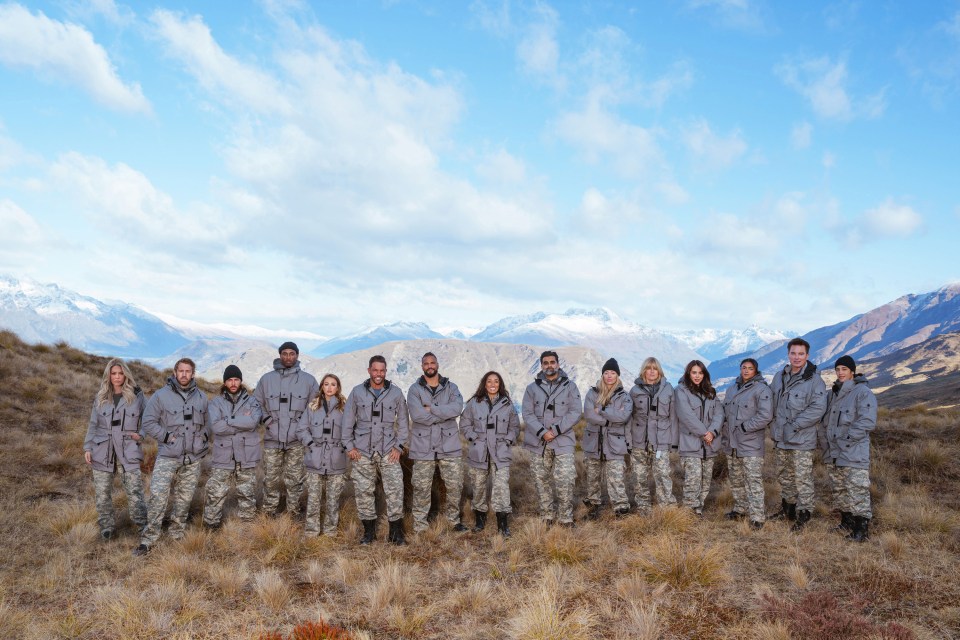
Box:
[834,355,856,373]
[602,358,620,375]
[278,341,299,355]
[223,364,243,381]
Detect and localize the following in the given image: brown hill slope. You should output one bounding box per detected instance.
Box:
[0,331,958,638]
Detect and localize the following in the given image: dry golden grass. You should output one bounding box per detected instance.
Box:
[1,332,959,638]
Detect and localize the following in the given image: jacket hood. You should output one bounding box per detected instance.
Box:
[832,373,870,394]
[273,358,302,373]
[535,368,569,383]
[363,379,393,391]
[736,374,767,390]
[166,376,198,394]
[783,360,818,381]
[417,375,449,388]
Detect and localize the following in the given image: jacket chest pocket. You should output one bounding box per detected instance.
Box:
[267,393,282,412]
[289,392,309,413]
[164,407,186,427]
[123,406,141,430]
[786,391,807,412]
[190,405,206,427]
[656,398,671,417]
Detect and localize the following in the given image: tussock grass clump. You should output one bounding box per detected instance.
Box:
[446,578,495,614]
[251,515,303,566]
[208,561,249,598]
[785,561,811,589]
[254,569,293,613]
[260,618,356,640]
[634,534,727,589]
[509,565,596,640]
[878,490,960,535]
[360,559,418,616]
[44,500,96,536]
[618,505,697,539]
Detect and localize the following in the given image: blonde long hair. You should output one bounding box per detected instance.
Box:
[310,374,346,412]
[595,376,623,407]
[96,358,138,407]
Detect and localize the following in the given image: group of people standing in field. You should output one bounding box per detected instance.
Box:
[83,337,878,556]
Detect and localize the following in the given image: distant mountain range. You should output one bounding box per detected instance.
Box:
[709,282,960,383]
[4,273,958,406]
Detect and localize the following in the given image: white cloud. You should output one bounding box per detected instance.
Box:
[791,121,812,149]
[776,55,886,121]
[63,0,134,26]
[0,199,44,245]
[687,0,772,32]
[639,61,695,108]
[681,119,747,169]
[822,151,836,169]
[695,212,778,254]
[578,187,647,228]
[860,199,922,238]
[150,9,292,114]
[470,0,512,36]
[0,4,150,113]
[516,3,562,87]
[475,149,528,185]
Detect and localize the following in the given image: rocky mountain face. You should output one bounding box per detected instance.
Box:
[669,326,791,362]
[709,283,960,383]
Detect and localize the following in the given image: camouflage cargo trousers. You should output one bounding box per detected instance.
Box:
[729,453,765,523]
[584,457,629,511]
[202,464,257,526]
[828,464,872,518]
[411,458,464,532]
[531,450,575,523]
[775,448,815,511]
[304,472,347,537]
[262,443,305,517]
[630,448,677,511]
[92,466,147,534]
[141,456,202,546]
[681,456,715,514]
[352,452,404,521]
[468,460,511,514]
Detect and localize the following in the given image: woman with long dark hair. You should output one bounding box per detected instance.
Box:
[675,360,723,515]
[460,371,520,537]
[83,358,147,540]
[296,373,349,537]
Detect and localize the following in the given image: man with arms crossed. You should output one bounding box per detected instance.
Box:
[769,337,827,531]
[522,351,583,526]
[407,352,467,534]
[345,355,410,544]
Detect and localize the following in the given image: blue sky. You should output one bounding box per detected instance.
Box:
[1,0,958,336]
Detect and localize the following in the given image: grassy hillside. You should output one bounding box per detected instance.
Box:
[1,330,958,639]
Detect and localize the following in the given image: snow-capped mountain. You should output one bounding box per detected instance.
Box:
[0,275,190,358]
[310,321,446,358]
[668,326,791,362]
[148,311,328,351]
[709,282,960,382]
[470,308,701,380]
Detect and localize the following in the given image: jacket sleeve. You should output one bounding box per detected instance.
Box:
[557,384,583,435]
[583,389,605,427]
[791,376,828,431]
[141,393,165,442]
[432,384,465,421]
[253,379,272,425]
[743,386,773,433]
[134,391,146,438]
[230,397,262,433]
[600,391,633,425]
[295,410,312,447]
[707,399,724,435]
[507,405,520,444]
[847,387,877,441]
[208,399,236,437]
[394,392,409,451]
[459,402,476,441]
[674,388,708,436]
[521,386,546,442]
[666,387,680,448]
[342,392,358,451]
[817,400,830,456]
[406,386,437,425]
[83,399,99,451]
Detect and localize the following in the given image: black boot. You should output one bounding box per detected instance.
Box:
[496,512,511,538]
[586,503,601,521]
[472,509,487,533]
[725,511,745,521]
[452,521,468,532]
[787,502,797,521]
[359,519,376,545]
[770,499,793,521]
[834,511,854,533]
[849,516,870,542]
[388,519,406,545]
[790,509,811,532]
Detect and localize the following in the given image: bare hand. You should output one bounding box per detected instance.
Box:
[703,432,714,444]
[84,451,92,465]
[424,405,431,413]
[543,430,556,442]
[348,448,362,461]
[131,433,141,442]
[387,448,401,463]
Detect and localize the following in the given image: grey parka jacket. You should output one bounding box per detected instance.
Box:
[674,381,724,459]
[461,394,520,470]
[721,375,773,458]
[629,379,677,452]
[208,388,263,470]
[142,377,209,462]
[769,361,828,451]
[84,389,146,473]
[254,359,320,450]
[819,375,876,469]
[582,385,633,459]
[521,370,583,456]
[296,398,348,475]
[407,376,465,461]
[343,380,410,457]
